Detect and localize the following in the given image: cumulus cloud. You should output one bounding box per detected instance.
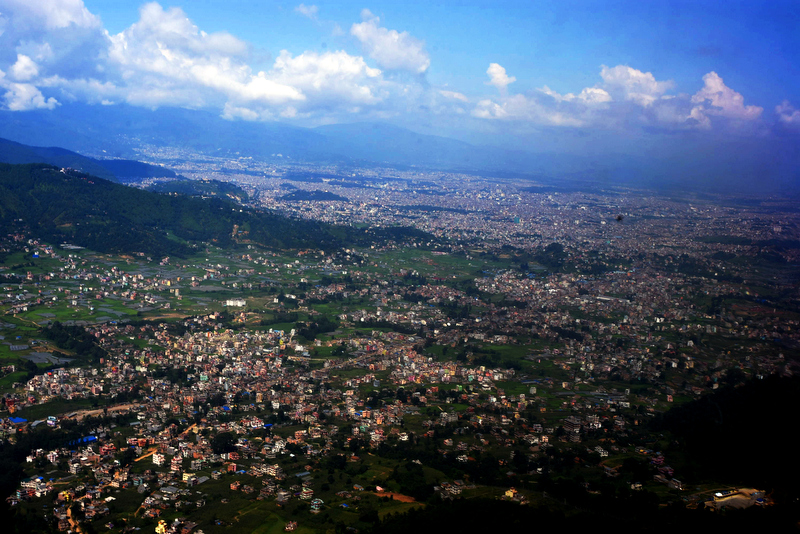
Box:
[99,3,310,110]
[0,0,109,74]
[271,49,382,106]
[38,74,120,105]
[539,85,611,106]
[0,0,101,30]
[0,1,420,120]
[477,66,613,126]
[485,63,515,94]
[600,65,673,107]
[295,4,319,20]
[109,3,250,65]
[350,9,430,74]
[0,74,59,111]
[9,54,39,81]
[776,100,800,126]
[0,0,774,138]
[690,71,762,124]
[475,64,767,134]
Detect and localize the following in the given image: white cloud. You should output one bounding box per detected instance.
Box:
[0,0,774,139]
[2,80,59,111]
[539,85,611,106]
[0,0,109,72]
[475,65,767,133]
[0,1,426,119]
[9,54,39,81]
[350,9,429,74]
[109,3,249,64]
[104,3,303,110]
[472,94,584,126]
[295,4,319,20]
[485,63,515,94]
[222,102,262,121]
[473,98,508,119]
[776,100,800,126]
[439,90,468,102]
[687,105,711,129]
[271,49,382,105]
[39,74,120,104]
[0,0,101,30]
[600,65,673,107]
[690,71,762,122]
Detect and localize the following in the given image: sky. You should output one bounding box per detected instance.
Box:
[0,0,799,180]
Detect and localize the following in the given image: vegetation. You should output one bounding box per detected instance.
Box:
[148,178,247,200]
[0,163,430,257]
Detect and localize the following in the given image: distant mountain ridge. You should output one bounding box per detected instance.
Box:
[1,103,794,195]
[0,137,176,182]
[0,104,540,174]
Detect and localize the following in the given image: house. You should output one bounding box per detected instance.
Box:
[310,498,324,513]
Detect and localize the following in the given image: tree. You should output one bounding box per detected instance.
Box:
[211,432,236,454]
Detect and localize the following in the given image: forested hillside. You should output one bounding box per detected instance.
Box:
[0,164,427,256]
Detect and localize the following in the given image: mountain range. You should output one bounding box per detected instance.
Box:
[0,103,627,181]
[0,103,795,195]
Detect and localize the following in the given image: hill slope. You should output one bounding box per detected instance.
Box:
[0,137,177,181]
[0,163,428,257]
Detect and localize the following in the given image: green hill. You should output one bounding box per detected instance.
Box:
[0,163,429,257]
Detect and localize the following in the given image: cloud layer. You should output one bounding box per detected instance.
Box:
[474,63,770,133]
[0,1,419,120]
[350,9,430,74]
[0,0,791,140]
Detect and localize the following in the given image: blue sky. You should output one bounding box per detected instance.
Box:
[1,0,799,176]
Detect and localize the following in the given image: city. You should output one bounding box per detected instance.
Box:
[0,155,796,533]
[0,1,797,532]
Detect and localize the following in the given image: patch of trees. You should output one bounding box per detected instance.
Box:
[359,319,418,335]
[297,315,339,341]
[211,431,237,454]
[549,325,585,342]
[148,178,247,200]
[262,311,299,325]
[533,242,568,272]
[152,365,189,386]
[43,321,106,363]
[470,347,521,370]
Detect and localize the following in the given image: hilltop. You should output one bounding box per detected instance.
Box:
[0,137,177,183]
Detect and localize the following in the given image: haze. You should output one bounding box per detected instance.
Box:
[0,0,798,192]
